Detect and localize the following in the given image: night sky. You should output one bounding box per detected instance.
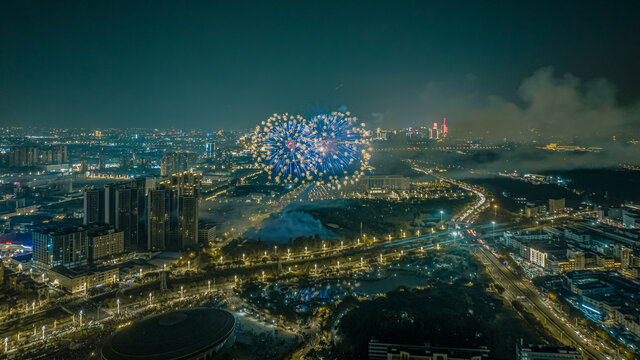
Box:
[1,1,639,131]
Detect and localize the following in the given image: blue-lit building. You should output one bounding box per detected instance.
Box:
[205,142,215,158]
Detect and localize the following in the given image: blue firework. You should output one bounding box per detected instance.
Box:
[309,113,364,178]
[251,111,370,187]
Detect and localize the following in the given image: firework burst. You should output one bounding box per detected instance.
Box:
[250,111,370,188]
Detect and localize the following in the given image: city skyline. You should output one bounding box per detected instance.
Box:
[2,2,640,360]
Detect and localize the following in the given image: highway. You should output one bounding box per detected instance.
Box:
[474,245,609,360]
[412,165,487,223]
[413,163,612,359]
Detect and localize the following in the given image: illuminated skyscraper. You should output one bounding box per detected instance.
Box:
[205,142,215,158]
[428,118,449,139]
[178,196,198,249]
[149,171,202,250]
[105,178,147,250]
[147,188,170,250]
[83,187,105,225]
[161,152,197,176]
[170,171,201,249]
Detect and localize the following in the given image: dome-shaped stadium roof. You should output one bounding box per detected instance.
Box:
[101,308,235,360]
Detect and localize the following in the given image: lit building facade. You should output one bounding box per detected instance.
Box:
[33,227,89,269]
[49,266,118,293]
[89,228,125,262]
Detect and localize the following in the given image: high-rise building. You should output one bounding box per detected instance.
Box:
[150,171,202,250]
[171,171,201,249]
[33,227,89,269]
[205,142,215,158]
[8,145,68,167]
[104,183,116,225]
[38,145,68,165]
[105,178,146,250]
[50,145,68,164]
[169,171,202,198]
[9,145,39,167]
[427,118,449,140]
[548,198,565,213]
[115,188,142,250]
[179,196,198,249]
[148,188,171,250]
[160,152,197,176]
[83,188,105,225]
[88,226,125,262]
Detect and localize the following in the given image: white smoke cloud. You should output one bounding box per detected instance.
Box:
[422,66,640,143]
[244,209,336,243]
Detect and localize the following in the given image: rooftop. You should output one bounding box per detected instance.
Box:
[518,344,579,354]
[49,264,118,279]
[102,308,235,360]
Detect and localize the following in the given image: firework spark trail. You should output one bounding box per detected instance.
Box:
[250,111,370,188]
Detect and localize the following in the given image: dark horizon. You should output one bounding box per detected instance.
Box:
[2,0,640,135]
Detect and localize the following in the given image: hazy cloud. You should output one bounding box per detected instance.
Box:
[439,67,640,142]
[244,209,336,243]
